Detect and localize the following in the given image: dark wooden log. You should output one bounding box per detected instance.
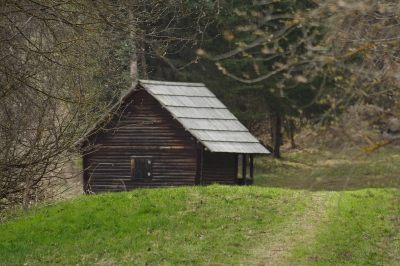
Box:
[82,90,200,193]
[82,88,252,193]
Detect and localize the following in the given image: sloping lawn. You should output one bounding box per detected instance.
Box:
[1,185,399,265]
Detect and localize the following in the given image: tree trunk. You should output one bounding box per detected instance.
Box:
[270,109,282,159]
[22,176,32,210]
[129,10,138,86]
[0,173,3,200]
[130,53,138,84]
[140,40,148,79]
[289,119,296,149]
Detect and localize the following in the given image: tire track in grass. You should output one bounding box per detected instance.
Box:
[244,191,335,266]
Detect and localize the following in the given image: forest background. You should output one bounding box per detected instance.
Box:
[1,0,400,207]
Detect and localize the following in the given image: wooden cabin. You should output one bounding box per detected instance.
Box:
[79,80,270,193]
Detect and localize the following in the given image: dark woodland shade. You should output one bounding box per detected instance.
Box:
[80,80,269,193]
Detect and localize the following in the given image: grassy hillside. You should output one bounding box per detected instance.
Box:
[254,147,400,191]
[1,185,399,265]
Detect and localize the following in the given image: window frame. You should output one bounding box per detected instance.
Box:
[130,156,153,180]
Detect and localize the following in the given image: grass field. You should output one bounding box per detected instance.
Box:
[254,146,400,191]
[1,147,399,265]
[1,186,399,265]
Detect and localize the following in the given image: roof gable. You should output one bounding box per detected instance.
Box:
[139,80,269,154]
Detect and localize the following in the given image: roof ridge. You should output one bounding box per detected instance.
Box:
[200,140,261,143]
[166,105,226,108]
[189,129,249,132]
[153,94,216,97]
[139,79,205,87]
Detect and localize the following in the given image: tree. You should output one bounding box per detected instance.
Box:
[199,0,400,157]
[0,0,218,208]
[0,0,108,208]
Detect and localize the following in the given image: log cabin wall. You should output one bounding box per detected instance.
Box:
[83,89,201,193]
[202,151,237,185]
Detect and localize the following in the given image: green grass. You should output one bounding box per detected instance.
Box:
[1,186,399,265]
[288,189,400,265]
[0,186,303,265]
[254,147,400,190]
[1,147,400,265]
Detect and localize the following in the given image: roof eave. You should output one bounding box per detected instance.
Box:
[141,81,270,154]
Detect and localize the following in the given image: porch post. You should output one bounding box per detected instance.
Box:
[234,154,238,185]
[242,154,247,185]
[250,154,254,180]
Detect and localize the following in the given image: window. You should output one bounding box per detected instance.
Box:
[131,156,153,179]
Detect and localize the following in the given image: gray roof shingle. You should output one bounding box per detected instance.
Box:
[139,80,270,154]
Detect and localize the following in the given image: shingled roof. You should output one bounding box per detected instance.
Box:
[82,80,269,154]
[139,80,269,154]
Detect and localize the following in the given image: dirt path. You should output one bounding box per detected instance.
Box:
[244,192,334,266]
